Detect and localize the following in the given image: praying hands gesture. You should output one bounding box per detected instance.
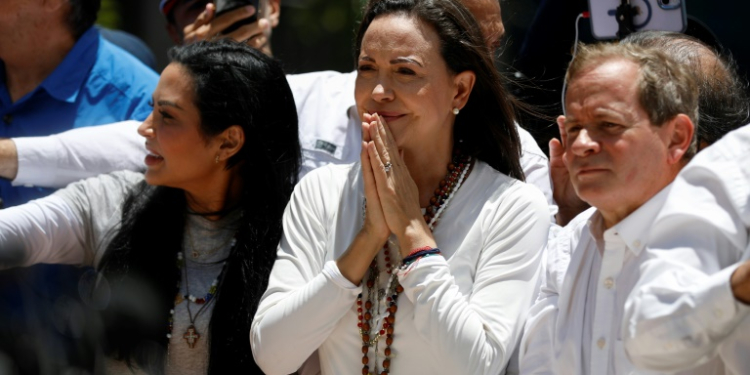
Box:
[336,114,436,284]
[362,113,436,257]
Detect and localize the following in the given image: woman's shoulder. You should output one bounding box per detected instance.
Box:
[473,161,547,207]
[296,162,361,193]
[53,170,145,209]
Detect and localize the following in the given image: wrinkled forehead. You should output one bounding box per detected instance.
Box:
[565,58,645,118]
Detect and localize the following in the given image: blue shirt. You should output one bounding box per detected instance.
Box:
[0,27,158,207]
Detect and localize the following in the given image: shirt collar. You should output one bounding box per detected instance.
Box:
[588,183,673,256]
[40,27,100,103]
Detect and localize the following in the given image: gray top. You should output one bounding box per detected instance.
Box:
[34,171,239,374]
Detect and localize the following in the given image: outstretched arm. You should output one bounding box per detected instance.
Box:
[0,171,141,269]
[10,121,145,188]
[0,139,18,180]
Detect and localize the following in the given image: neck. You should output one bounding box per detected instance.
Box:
[184,169,244,221]
[403,140,453,208]
[0,22,76,103]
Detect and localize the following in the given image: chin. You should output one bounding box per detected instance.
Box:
[143,170,166,187]
[573,183,609,207]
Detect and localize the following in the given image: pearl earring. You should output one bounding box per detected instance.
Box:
[215,155,220,164]
[452,107,460,115]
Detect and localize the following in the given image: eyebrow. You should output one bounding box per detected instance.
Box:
[157,100,183,110]
[360,56,424,67]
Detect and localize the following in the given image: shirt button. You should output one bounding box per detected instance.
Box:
[597,338,606,349]
[2,114,12,125]
[633,240,641,248]
[714,309,724,318]
[603,277,614,289]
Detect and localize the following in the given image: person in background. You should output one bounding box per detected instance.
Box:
[0,1,158,372]
[0,0,157,207]
[0,39,300,374]
[250,0,549,373]
[518,42,725,374]
[0,0,555,217]
[550,30,750,227]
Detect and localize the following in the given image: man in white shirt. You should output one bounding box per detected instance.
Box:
[518,42,725,374]
[0,0,553,209]
[549,31,750,227]
[623,123,750,374]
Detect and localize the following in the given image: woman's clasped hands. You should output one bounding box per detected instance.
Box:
[360,113,436,259]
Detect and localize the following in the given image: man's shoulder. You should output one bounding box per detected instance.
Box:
[88,36,159,97]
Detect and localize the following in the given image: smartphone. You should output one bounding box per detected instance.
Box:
[588,0,687,40]
[214,0,260,35]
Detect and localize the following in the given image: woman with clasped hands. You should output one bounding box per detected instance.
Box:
[251,0,549,374]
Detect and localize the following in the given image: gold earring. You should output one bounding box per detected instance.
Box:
[453,107,460,115]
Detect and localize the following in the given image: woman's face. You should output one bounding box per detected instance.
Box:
[355,13,462,154]
[138,63,224,190]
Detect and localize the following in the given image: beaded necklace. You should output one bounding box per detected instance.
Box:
[357,151,472,375]
[167,237,236,348]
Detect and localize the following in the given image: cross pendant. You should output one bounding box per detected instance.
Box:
[183,325,200,348]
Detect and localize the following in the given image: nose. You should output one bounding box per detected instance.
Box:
[570,128,600,157]
[138,114,155,139]
[371,82,394,103]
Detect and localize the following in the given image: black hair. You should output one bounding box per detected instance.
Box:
[68,0,101,40]
[97,39,300,374]
[622,30,750,146]
[355,0,525,180]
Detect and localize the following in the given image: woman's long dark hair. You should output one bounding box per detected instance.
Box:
[355,0,525,180]
[96,40,300,373]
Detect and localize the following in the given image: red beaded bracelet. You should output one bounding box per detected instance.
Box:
[407,246,434,257]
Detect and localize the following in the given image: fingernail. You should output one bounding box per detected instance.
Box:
[245,5,255,13]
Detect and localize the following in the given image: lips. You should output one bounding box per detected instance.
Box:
[575,167,608,178]
[371,111,405,124]
[144,145,164,167]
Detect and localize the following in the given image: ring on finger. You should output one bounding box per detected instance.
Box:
[383,162,393,173]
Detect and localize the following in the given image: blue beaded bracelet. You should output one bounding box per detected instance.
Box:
[402,248,441,265]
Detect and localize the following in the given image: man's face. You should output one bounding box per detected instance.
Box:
[561,58,675,222]
[461,0,504,51]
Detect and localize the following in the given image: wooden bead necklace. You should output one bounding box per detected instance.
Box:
[358,151,472,375]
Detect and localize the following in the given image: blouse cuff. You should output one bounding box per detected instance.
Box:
[13,136,64,187]
[322,260,361,292]
[396,255,448,284]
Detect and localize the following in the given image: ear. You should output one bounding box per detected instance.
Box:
[451,70,476,112]
[166,23,184,46]
[217,125,246,162]
[266,0,281,29]
[665,114,695,165]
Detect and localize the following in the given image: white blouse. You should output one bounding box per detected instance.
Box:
[251,161,550,375]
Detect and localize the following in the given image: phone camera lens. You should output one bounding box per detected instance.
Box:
[663,0,670,3]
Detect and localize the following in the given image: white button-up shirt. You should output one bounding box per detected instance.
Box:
[624,124,750,374]
[11,71,555,214]
[519,186,725,374]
